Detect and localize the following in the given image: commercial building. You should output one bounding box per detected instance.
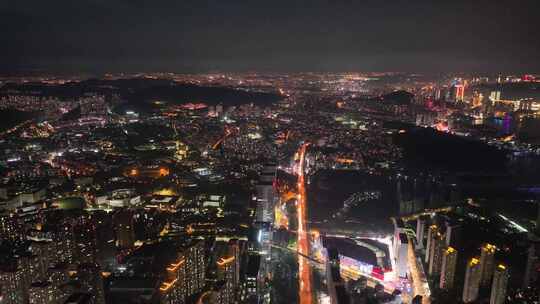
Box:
[396,233,409,278]
[463,257,482,303]
[321,236,393,282]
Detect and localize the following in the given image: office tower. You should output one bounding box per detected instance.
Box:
[113,210,135,249]
[425,225,438,263]
[439,247,458,290]
[255,164,276,224]
[428,231,444,276]
[490,264,509,304]
[463,257,482,303]
[480,243,496,286]
[416,217,426,248]
[454,85,465,102]
[0,262,28,304]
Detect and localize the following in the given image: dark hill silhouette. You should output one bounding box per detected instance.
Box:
[378,90,414,105]
[0,78,283,111]
[0,109,34,132]
[125,83,282,107]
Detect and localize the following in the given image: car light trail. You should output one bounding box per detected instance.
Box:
[296,143,313,304]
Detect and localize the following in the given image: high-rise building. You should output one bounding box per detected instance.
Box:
[480,243,496,286]
[216,241,241,304]
[472,92,484,108]
[428,231,444,276]
[76,263,106,304]
[463,257,482,303]
[444,219,463,248]
[425,225,438,263]
[47,264,68,291]
[434,89,442,101]
[29,240,56,280]
[188,240,207,294]
[28,281,62,304]
[255,164,276,224]
[537,202,540,235]
[73,216,98,264]
[0,213,24,241]
[160,240,206,304]
[490,264,509,304]
[244,253,261,302]
[489,91,501,102]
[439,247,458,290]
[113,210,135,249]
[416,217,426,249]
[55,219,76,264]
[396,233,409,278]
[0,262,28,304]
[523,240,539,289]
[454,85,465,102]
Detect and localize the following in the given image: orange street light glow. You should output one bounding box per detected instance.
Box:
[217,256,235,266]
[160,278,178,292]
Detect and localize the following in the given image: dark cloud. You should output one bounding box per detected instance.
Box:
[1,0,539,73]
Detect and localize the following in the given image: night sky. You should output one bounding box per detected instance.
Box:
[1,0,539,73]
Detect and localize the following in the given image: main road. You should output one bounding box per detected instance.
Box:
[297,142,313,304]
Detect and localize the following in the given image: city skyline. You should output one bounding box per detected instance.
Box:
[1,1,539,303]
